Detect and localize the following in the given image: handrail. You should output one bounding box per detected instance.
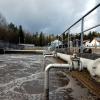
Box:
[62,3,100,34]
[59,3,100,53]
[83,24,100,33]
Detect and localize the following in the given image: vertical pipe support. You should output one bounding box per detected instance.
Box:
[81,18,84,53]
[44,64,71,100]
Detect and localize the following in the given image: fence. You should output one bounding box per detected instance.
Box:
[59,3,100,53]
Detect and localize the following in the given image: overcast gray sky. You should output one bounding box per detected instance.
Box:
[0,0,99,34]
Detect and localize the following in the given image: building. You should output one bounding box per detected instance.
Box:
[18,44,35,49]
[91,37,100,47]
[48,39,63,50]
[84,40,91,47]
[84,37,100,47]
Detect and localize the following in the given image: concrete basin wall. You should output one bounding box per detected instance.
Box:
[5,50,44,54]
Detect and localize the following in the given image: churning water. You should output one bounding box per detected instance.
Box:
[0,54,96,100]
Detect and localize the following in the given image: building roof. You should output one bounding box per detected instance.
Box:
[83,40,90,43]
[50,39,63,47]
[51,39,62,43]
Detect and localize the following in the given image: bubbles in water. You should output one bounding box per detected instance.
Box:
[0,54,96,100]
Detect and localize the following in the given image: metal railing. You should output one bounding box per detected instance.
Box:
[60,3,100,53]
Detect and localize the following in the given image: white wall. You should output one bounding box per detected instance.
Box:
[91,39,100,46]
[85,41,91,47]
[85,39,100,47]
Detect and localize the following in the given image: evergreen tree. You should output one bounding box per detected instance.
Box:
[39,32,44,46]
[18,25,24,44]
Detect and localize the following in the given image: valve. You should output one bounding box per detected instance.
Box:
[70,53,82,71]
[52,51,57,57]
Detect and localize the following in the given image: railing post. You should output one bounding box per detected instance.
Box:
[68,29,70,53]
[62,34,64,48]
[58,36,59,49]
[80,18,84,53]
[68,30,70,48]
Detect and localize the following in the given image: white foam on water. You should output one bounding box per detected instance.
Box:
[0,71,44,93]
[0,64,6,68]
[0,54,44,100]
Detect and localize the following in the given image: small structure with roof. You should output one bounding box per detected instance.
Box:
[84,37,100,47]
[48,39,63,50]
[91,37,100,47]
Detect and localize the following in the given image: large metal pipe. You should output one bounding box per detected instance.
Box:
[43,50,57,70]
[44,64,71,100]
[57,52,93,68]
[44,51,100,100]
[57,52,100,82]
[44,52,100,79]
[57,53,72,64]
[44,55,54,58]
[43,54,54,70]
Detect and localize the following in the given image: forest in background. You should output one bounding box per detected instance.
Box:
[0,13,100,46]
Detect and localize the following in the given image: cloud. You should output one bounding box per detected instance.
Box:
[0,0,99,34]
[84,0,97,31]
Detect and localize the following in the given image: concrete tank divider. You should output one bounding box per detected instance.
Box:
[4,50,44,54]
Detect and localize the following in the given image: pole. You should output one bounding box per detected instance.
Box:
[58,36,59,49]
[68,30,70,48]
[68,29,70,53]
[81,18,84,53]
[44,64,71,100]
[62,34,63,48]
